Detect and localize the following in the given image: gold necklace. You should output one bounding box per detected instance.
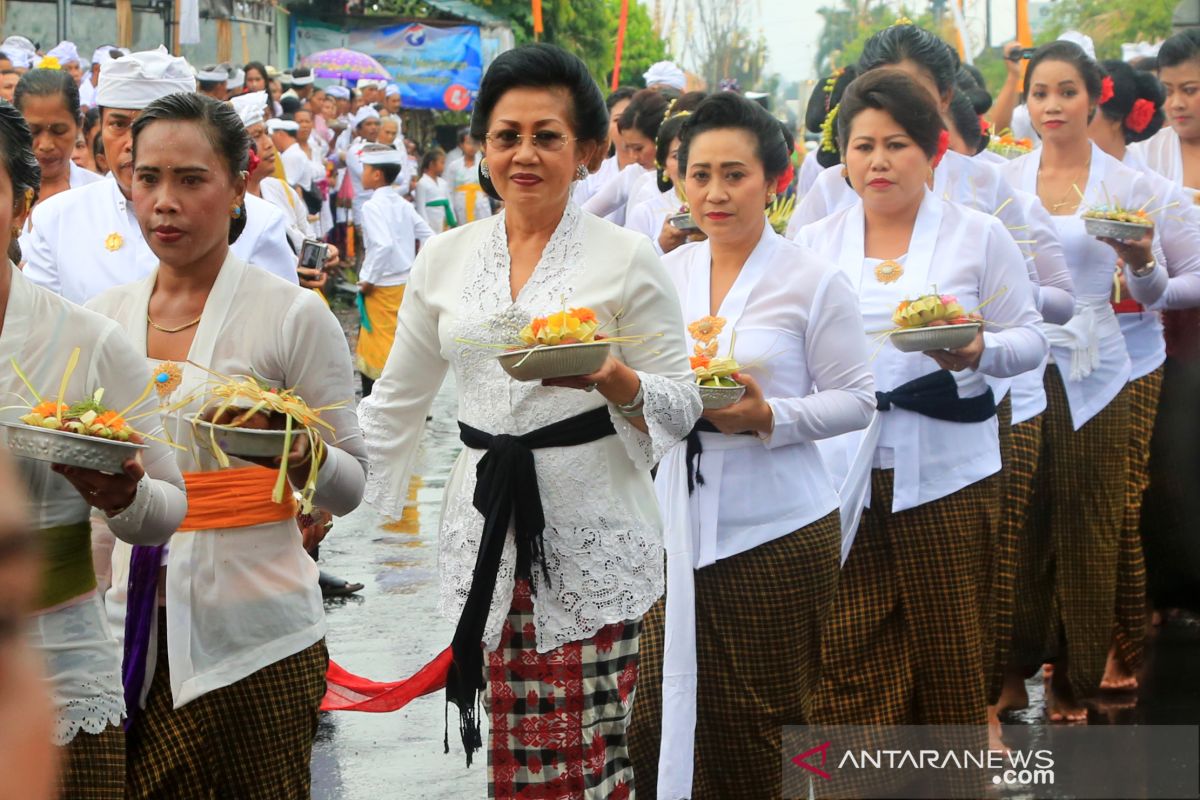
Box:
[1039,159,1090,213]
[147,312,202,334]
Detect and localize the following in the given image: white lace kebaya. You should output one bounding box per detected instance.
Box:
[359,202,701,653]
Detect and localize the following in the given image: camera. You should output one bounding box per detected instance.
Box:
[298,239,328,271]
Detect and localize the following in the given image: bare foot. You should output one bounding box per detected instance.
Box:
[1042,662,1054,682]
[1046,674,1088,723]
[997,670,1029,713]
[987,706,1010,753]
[1100,645,1138,692]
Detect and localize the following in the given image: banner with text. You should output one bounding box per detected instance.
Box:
[292,20,482,111]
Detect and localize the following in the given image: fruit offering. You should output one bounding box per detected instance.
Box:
[892,294,971,328]
[518,307,602,347]
[1081,206,1153,227]
[18,389,133,441]
[690,354,742,388]
[987,131,1034,159]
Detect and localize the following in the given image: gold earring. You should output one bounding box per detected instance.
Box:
[10,225,19,240]
[767,192,777,205]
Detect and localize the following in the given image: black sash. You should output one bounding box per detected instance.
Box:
[875,369,997,423]
[450,406,617,764]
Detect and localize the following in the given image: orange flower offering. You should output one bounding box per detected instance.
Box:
[687,315,725,342]
[893,294,972,328]
[687,315,741,386]
[518,307,602,347]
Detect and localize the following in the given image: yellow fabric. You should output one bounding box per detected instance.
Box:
[457,183,483,223]
[354,284,406,380]
[178,467,297,532]
[36,521,96,610]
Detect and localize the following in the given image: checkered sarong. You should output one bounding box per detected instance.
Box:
[126,611,329,800]
[60,724,124,799]
[1112,368,1161,670]
[992,413,1043,694]
[813,470,996,727]
[486,580,640,800]
[1021,366,1129,696]
[627,512,840,800]
[983,398,1020,704]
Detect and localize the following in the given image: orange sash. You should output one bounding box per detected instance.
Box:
[178,467,297,532]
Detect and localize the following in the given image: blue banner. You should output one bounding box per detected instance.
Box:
[294,21,481,111]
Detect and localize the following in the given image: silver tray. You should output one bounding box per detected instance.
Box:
[188,415,308,459]
[698,384,746,409]
[496,342,610,381]
[668,212,700,231]
[0,419,146,473]
[1083,217,1152,241]
[891,322,982,353]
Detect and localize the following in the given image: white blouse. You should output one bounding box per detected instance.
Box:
[1118,149,1200,379]
[414,174,452,234]
[1132,126,1198,196]
[625,187,683,254]
[1,265,186,743]
[358,203,701,652]
[657,223,876,564]
[1003,144,1171,428]
[259,177,314,250]
[358,186,435,287]
[581,163,651,226]
[87,254,367,708]
[797,192,1046,530]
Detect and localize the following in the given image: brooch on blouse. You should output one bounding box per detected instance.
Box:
[875,259,904,284]
[104,233,124,252]
[687,315,724,358]
[153,362,183,398]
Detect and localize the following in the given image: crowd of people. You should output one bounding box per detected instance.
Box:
[0,17,1199,800]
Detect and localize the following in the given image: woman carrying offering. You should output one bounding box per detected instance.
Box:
[627,92,875,800]
[0,101,185,799]
[1000,42,1176,722]
[795,70,1045,791]
[1088,59,1200,692]
[86,93,366,799]
[359,44,700,798]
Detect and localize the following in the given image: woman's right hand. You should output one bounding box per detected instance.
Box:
[658,216,690,254]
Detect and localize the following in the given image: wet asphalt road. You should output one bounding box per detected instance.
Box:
[311,306,1200,798]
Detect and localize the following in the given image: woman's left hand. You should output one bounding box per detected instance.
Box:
[541,356,640,406]
[701,373,774,435]
[925,326,985,372]
[297,266,328,291]
[1099,231,1153,274]
[52,452,143,517]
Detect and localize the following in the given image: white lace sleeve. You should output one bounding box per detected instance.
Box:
[609,236,701,468]
[358,245,449,519]
[610,371,700,468]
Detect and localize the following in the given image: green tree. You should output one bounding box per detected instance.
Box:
[606,0,670,88]
[1039,0,1176,60]
[476,0,615,84]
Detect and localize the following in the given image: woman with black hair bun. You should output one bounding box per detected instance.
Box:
[625,92,708,254]
[582,87,673,224]
[998,40,1200,723]
[0,97,186,799]
[360,44,700,795]
[794,71,1044,784]
[627,89,875,800]
[85,92,366,798]
[1087,58,1200,694]
[624,90,706,218]
[790,65,857,213]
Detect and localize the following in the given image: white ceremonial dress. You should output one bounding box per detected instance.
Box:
[279,142,312,193]
[358,203,702,653]
[22,176,298,305]
[259,177,314,250]
[581,163,651,226]
[1132,126,1199,198]
[652,224,875,798]
[796,154,827,198]
[797,191,1047,542]
[88,254,366,708]
[572,154,619,207]
[359,186,435,287]
[1003,144,1172,429]
[1,265,186,743]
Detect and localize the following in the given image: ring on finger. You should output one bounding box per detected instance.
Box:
[585,382,598,392]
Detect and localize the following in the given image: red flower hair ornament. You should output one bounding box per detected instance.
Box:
[932,129,950,168]
[775,160,795,195]
[1099,76,1115,106]
[1126,98,1157,134]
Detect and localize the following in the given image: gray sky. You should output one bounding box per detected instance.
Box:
[759,0,822,84]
